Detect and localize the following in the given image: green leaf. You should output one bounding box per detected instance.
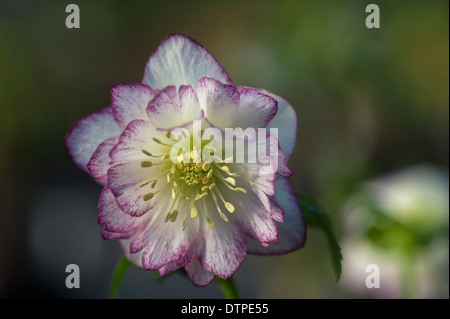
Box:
[297,195,343,281]
[215,276,240,299]
[110,255,130,299]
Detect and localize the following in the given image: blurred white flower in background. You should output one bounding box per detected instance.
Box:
[339,164,449,298]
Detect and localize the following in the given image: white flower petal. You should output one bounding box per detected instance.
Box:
[185,259,215,287]
[199,211,247,278]
[98,187,146,233]
[66,107,121,173]
[247,176,306,255]
[87,136,119,181]
[137,206,200,271]
[107,161,160,217]
[195,77,240,129]
[146,85,201,129]
[143,34,233,89]
[233,87,278,128]
[245,88,297,160]
[111,83,157,129]
[158,236,203,278]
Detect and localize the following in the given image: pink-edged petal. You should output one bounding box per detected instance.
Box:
[252,187,284,223]
[138,209,200,271]
[247,176,306,255]
[244,88,297,160]
[97,187,146,233]
[195,77,240,129]
[101,227,132,240]
[66,107,121,173]
[158,256,191,278]
[142,34,233,89]
[146,85,201,129]
[127,193,173,253]
[236,197,278,244]
[185,259,215,287]
[257,130,292,177]
[110,119,153,164]
[276,146,293,177]
[178,85,203,124]
[247,167,276,196]
[107,162,156,216]
[200,217,247,279]
[265,90,297,160]
[120,239,143,268]
[268,196,284,223]
[158,236,204,278]
[233,87,278,128]
[111,83,157,129]
[87,136,119,181]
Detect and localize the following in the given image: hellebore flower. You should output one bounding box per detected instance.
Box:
[66,34,305,286]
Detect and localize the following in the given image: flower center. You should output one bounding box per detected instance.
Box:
[139,133,247,231]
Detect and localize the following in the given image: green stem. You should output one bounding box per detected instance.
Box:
[110,255,130,299]
[215,276,240,299]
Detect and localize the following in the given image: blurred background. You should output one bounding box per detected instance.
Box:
[0,0,448,298]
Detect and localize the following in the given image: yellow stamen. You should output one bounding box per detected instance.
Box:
[220,165,240,176]
[221,165,230,173]
[139,181,150,187]
[220,212,229,222]
[143,181,169,201]
[210,190,222,211]
[225,177,236,186]
[142,149,165,158]
[142,149,152,157]
[202,162,210,171]
[152,137,171,146]
[165,197,179,222]
[225,202,235,213]
[218,174,247,194]
[143,193,154,201]
[235,187,247,194]
[170,210,178,222]
[141,161,153,167]
[191,205,198,218]
[213,184,235,214]
[206,216,214,228]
